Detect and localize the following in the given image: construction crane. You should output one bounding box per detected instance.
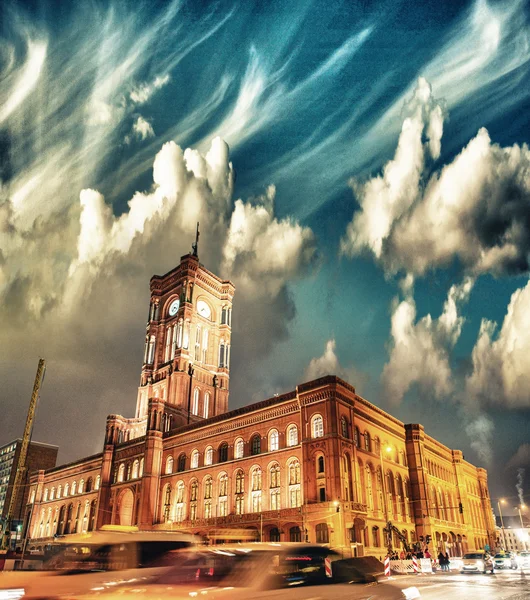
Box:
[1,358,46,550]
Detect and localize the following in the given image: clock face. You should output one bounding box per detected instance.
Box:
[168,299,180,317]
[197,300,211,319]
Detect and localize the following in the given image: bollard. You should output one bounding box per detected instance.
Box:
[325,556,333,578]
[384,556,391,577]
[412,555,419,574]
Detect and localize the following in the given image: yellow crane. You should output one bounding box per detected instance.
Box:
[1,358,46,550]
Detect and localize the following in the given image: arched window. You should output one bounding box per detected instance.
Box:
[192,388,200,415]
[365,466,374,510]
[79,479,85,494]
[235,471,245,494]
[372,526,380,547]
[317,455,325,474]
[218,443,228,463]
[57,485,62,499]
[43,488,49,502]
[50,488,55,501]
[374,437,381,454]
[251,468,262,513]
[364,431,371,452]
[204,477,213,499]
[64,483,70,497]
[175,482,185,522]
[194,325,201,361]
[190,480,199,502]
[287,425,298,447]
[86,477,93,492]
[354,426,360,448]
[163,485,172,522]
[191,450,199,469]
[132,460,139,479]
[202,329,209,363]
[270,464,280,489]
[269,429,279,452]
[311,414,324,438]
[251,434,261,455]
[164,326,172,362]
[177,453,186,472]
[147,335,156,365]
[203,393,210,418]
[72,480,77,494]
[139,458,144,477]
[316,523,329,544]
[234,438,244,459]
[205,446,213,466]
[340,416,348,438]
[235,470,245,514]
[219,342,225,368]
[270,527,280,542]
[165,456,174,475]
[88,500,97,531]
[176,319,183,349]
[289,461,301,485]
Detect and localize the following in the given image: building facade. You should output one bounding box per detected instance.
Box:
[1,439,58,549]
[496,516,530,552]
[26,250,496,557]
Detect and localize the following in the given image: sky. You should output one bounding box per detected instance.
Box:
[1,0,529,514]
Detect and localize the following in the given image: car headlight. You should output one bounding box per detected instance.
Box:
[476,560,484,569]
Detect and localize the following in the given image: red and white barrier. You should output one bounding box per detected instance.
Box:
[384,556,391,577]
[325,557,332,578]
[412,555,419,573]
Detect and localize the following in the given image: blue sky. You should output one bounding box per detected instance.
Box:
[1,0,529,511]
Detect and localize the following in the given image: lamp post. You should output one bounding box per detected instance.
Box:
[497,499,506,551]
[515,505,528,551]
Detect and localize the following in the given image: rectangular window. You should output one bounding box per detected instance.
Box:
[219,497,228,517]
[204,501,212,519]
[289,486,301,508]
[319,487,326,502]
[252,491,262,513]
[270,488,281,511]
[235,495,244,515]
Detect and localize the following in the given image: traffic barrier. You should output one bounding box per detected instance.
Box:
[412,556,419,573]
[325,556,332,578]
[384,556,391,577]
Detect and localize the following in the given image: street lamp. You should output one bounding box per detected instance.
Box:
[515,505,528,551]
[497,499,506,551]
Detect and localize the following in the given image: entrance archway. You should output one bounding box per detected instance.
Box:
[118,489,134,526]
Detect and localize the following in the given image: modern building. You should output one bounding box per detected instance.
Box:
[496,516,529,552]
[0,439,58,548]
[25,246,496,557]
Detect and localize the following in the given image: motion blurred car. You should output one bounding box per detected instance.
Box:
[493,552,517,569]
[461,552,494,574]
[0,530,198,599]
[517,551,530,569]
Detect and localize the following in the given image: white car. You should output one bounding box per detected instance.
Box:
[461,552,494,574]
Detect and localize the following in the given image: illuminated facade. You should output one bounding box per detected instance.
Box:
[26,251,495,557]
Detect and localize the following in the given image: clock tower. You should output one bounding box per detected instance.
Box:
[135,231,235,429]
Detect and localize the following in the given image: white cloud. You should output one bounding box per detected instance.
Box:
[131,115,155,140]
[340,77,443,261]
[221,185,316,297]
[342,77,530,278]
[382,278,473,405]
[130,74,170,104]
[466,279,530,409]
[304,339,366,390]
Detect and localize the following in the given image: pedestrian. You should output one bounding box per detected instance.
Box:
[424,547,431,560]
[444,552,450,571]
[400,550,405,560]
[438,551,445,570]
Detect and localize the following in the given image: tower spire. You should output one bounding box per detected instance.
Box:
[192,222,200,258]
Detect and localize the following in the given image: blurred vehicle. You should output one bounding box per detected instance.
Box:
[517,551,530,569]
[493,552,517,570]
[0,530,198,599]
[460,552,494,574]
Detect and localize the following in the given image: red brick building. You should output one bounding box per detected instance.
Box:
[26,250,496,557]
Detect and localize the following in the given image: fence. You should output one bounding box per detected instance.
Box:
[389,558,463,574]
